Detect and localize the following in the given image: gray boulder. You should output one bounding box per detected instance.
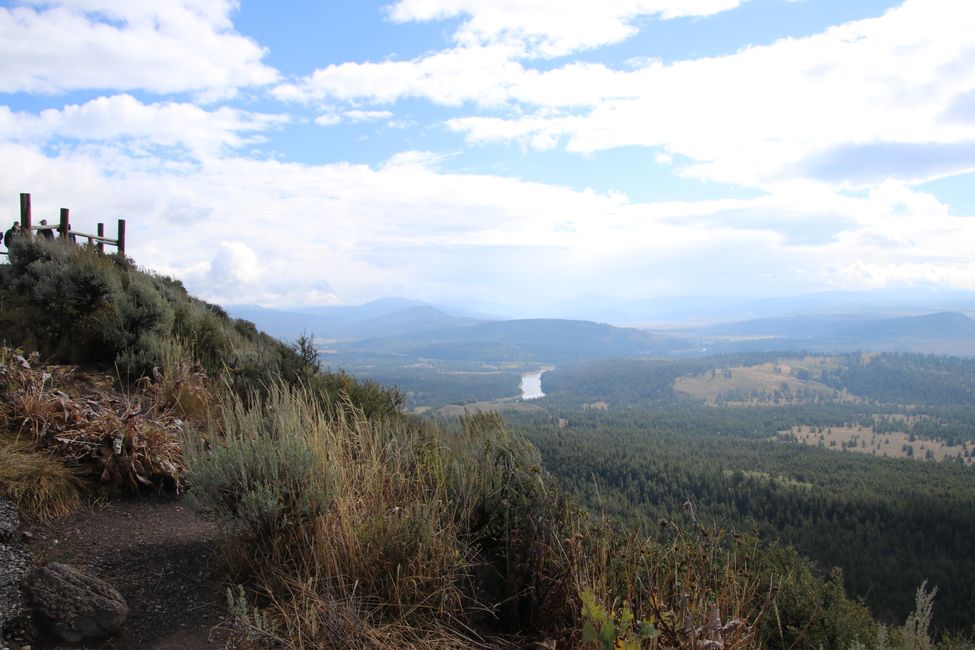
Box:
[0,542,31,632]
[26,562,128,642]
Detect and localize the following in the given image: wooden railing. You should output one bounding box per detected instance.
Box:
[2,193,125,256]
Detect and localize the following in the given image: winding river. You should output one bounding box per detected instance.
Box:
[520,367,552,400]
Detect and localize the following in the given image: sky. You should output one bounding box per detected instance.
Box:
[1,0,974,315]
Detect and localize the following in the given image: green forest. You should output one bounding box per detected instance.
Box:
[497,353,975,633]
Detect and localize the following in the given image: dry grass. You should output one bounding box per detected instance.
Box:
[184,384,776,648]
[184,384,488,647]
[778,425,975,465]
[0,346,189,493]
[185,387,584,647]
[569,509,767,650]
[674,361,852,405]
[137,339,213,425]
[0,436,85,520]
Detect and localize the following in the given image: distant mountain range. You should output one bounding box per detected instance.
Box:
[699,311,975,339]
[542,289,975,325]
[226,299,482,342]
[226,294,975,363]
[336,318,685,364]
[693,311,975,356]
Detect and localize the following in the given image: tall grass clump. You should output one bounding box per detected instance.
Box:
[184,383,476,647]
[566,510,767,649]
[0,436,84,519]
[445,412,580,637]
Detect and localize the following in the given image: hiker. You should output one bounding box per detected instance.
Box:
[66,223,77,244]
[3,221,19,248]
[37,219,55,241]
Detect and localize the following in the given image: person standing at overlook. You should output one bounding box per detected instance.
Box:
[37,219,55,241]
[3,221,20,249]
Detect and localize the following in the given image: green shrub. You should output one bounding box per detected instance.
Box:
[183,383,337,573]
[183,382,477,646]
[752,543,879,649]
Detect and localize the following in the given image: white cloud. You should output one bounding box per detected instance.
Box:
[0,94,287,156]
[448,0,975,189]
[314,109,400,127]
[208,241,262,288]
[281,0,975,191]
[273,45,525,106]
[0,0,278,97]
[3,141,972,310]
[314,114,343,127]
[385,0,743,57]
[4,2,973,309]
[344,110,394,123]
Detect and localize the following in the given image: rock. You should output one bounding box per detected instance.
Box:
[0,499,18,543]
[26,563,128,642]
[0,543,31,632]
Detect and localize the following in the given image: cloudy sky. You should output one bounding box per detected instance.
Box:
[1,0,974,314]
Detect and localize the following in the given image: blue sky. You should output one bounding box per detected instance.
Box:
[1,0,973,315]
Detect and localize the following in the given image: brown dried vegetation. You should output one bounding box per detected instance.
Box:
[0,346,205,496]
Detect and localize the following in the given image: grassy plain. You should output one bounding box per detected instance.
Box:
[778,424,975,464]
[674,360,851,405]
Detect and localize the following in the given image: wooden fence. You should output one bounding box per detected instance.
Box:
[1,193,125,257]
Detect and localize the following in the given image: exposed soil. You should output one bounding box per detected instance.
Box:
[12,495,230,650]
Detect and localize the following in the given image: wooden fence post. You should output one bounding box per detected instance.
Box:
[19,193,31,232]
[59,208,70,239]
[97,223,104,254]
[117,219,126,255]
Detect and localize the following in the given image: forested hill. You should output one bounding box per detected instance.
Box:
[539,351,975,408]
[833,311,975,340]
[695,311,975,356]
[517,350,975,631]
[336,318,686,363]
[227,299,481,341]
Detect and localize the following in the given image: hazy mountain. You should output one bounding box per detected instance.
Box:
[227,292,975,358]
[225,304,325,341]
[226,299,485,342]
[342,305,481,339]
[337,318,687,364]
[543,289,975,326]
[290,297,428,319]
[699,315,872,339]
[832,311,975,340]
[689,311,975,357]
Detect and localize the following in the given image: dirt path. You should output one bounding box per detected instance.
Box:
[16,495,230,650]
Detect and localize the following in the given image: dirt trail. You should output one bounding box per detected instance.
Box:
[16,495,230,650]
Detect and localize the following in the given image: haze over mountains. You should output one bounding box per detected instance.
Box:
[226,289,975,361]
[228,299,481,342]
